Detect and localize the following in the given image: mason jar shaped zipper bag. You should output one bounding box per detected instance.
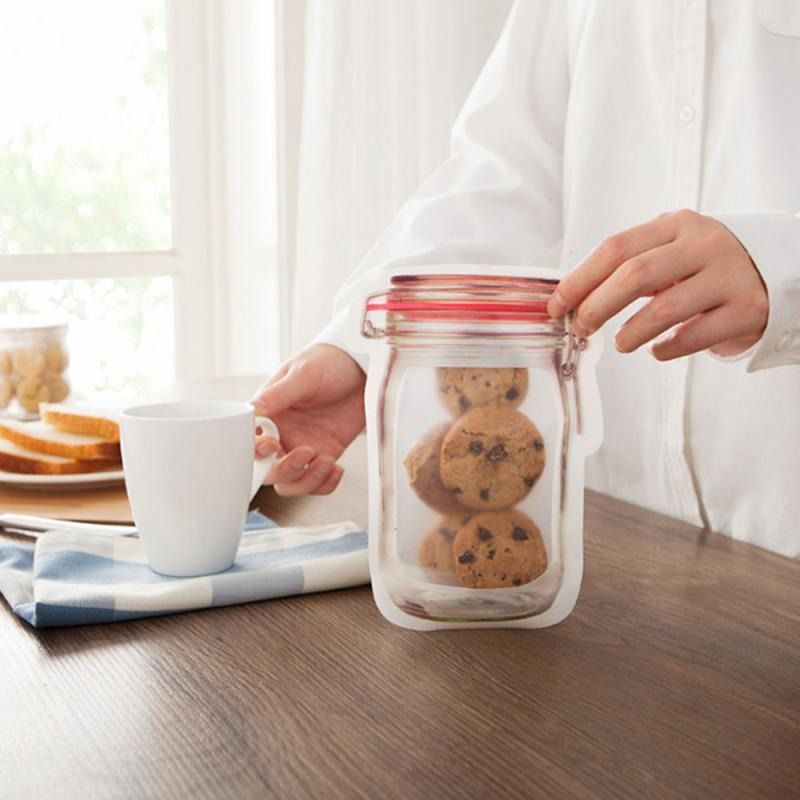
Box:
[350,268,603,630]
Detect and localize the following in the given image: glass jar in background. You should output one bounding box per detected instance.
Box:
[0,316,71,419]
[355,269,603,631]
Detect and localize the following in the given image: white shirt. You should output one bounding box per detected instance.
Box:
[316,0,800,558]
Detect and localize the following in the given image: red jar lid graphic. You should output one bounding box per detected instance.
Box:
[365,274,558,324]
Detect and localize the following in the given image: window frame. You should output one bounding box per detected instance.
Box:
[0,0,281,382]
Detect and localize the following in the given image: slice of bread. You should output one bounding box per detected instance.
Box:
[0,418,121,460]
[39,403,120,443]
[0,437,121,475]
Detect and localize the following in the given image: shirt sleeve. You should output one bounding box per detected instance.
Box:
[715,212,800,372]
[311,0,570,366]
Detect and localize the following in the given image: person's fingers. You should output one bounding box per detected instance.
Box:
[252,373,304,418]
[274,455,337,497]
[649,304,762,361]
[312,465,344,496]
[613,271,724,353]
[252,362,317,418]
[254,435,282,459]
[267,445,316,485]
[251,363,290,404]
[571,241,698,338]
[549,214,677,318]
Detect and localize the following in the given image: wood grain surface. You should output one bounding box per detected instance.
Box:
[1,439,798,800]
[0,483,133,523]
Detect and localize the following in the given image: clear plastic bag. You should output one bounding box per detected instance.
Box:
[352,268,602,630]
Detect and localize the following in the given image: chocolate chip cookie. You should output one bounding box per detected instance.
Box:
[404,422,467,514]
[418,512,473,572]
[452,509,547,589]
[439,406,545,510]
[436,367,528,417]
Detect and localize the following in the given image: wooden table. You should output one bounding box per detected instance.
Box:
[1,441,798,800]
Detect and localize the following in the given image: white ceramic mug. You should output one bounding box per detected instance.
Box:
[120,400,278,577]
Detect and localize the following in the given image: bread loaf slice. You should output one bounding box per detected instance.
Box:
[39,404,120,443]
[0,437,121,475]
[0,418,121,460]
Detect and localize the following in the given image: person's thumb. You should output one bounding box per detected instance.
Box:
[251,367,311,418]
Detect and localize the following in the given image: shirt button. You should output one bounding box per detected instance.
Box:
[679,105,695,123]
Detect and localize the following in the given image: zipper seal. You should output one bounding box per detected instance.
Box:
[561,320,587,435]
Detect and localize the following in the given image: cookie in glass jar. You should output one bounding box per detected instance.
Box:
[452,509,548,589]
[404,422,467,514]
[11,347,46,378]
[436,367,528,417]
[15,375,49,414]
[45,374,70,404]
[44,341,69,372]
[0,375,12,410]
[418,512,473,572]
[439,406,545,510]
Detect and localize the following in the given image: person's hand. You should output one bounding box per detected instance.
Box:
[251,344,366,496]
[547,210,769,360]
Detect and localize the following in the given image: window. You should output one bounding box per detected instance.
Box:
[0,0,281,401]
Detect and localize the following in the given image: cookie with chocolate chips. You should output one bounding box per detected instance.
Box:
[418,512,473,572]
[452,510,547,589]
[439,406,545,510]
[404,422,467,514]
[436,367,528,417]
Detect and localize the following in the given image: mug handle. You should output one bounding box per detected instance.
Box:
[251,415,280,499]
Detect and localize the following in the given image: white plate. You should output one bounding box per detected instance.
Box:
[0,468,125,492]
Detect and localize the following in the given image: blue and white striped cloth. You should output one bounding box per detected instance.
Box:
[0,512,369,628]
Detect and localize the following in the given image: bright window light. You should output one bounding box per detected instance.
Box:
[0,0,170,255]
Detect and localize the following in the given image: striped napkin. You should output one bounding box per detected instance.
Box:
[0,512,368,628]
